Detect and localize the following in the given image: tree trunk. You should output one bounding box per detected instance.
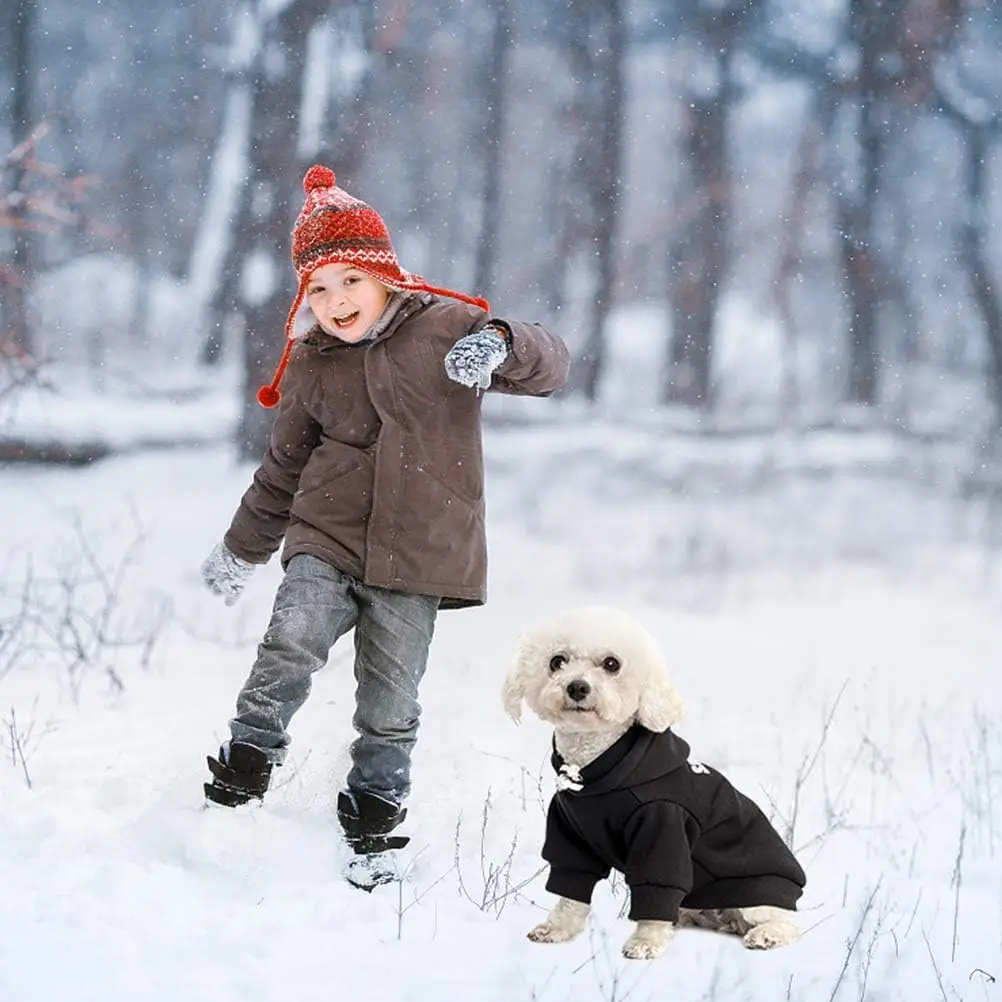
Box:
[579,0,624,402]
[3,0,36,356]
[196,65,254,367]
[233,0,331,460]
[472,0,511,304]
[665,70,731,408]
[838,10,884,406]
[772,114,827,421]
[958,130,1002,420]
[565,0,625,402]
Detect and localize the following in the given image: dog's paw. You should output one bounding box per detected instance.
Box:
[527,921,580,944]
[743,921,801,950]
[621,922,674,960]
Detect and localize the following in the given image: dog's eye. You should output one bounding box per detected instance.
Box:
[549,654,568,672]
[602,656,621,674]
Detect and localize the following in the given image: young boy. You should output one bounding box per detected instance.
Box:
[200,164,570,889]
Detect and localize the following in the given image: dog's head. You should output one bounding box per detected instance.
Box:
[501,606,684,733]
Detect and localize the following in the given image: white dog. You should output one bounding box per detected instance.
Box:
[503,606,806,960]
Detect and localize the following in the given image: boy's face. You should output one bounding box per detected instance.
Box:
[306,263,391,342]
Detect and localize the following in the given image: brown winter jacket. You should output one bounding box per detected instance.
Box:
[223,294,570,608]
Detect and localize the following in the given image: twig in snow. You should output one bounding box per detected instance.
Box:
[922,929,950,1002]
[4,704,47,789]
[951,823,966,962]
[827,880,881,1002]
[391,847,456,940]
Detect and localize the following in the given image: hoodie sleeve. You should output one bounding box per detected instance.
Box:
[223,352,323,564]
[542,799,611,905]
[622,801,701,922]
[488,319,570,397]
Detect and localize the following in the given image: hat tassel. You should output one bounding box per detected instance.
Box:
[417,283,490,313]
[257,283,306,408]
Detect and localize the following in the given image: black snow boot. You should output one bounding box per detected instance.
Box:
[204,742,273,807]
[337,790,410,891]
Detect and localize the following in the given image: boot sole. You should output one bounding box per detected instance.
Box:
[203,781,263,808]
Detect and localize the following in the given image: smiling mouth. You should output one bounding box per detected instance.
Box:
[332,311,359,328]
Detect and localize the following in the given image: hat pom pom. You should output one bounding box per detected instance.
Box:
[303,164,336,194]
[257,385,281,408]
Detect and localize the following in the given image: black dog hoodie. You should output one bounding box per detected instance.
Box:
[542,725,807,922]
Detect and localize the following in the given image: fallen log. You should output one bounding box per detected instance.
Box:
[0,438,114,465]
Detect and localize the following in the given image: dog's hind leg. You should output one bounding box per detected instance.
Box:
[528,897,590,944]
[678,908,727,931]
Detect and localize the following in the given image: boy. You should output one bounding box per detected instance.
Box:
[200,164,570,889]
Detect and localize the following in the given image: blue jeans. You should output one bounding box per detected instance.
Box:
[229,555,439,805]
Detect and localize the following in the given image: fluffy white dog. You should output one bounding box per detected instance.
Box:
[503,606,806,960]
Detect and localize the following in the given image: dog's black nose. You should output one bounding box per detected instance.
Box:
[566,679,591,702]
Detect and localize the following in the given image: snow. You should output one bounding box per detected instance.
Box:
[2,334,1001,1001]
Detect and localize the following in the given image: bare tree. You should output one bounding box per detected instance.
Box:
[772,114,829,420]
[1,0,37,355]
[754,0,960,411]
[206,1,381,459]
[933,82,1002,422]
[562,0,625,402]
[471,0,512,304]
[0,123,92,415]
[835,0,960,405]
[663,1,758,409]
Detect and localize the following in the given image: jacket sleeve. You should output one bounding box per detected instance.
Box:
[488,319,570,397]
[622,801,701,922]
[542,799,611,905]
[223,354,322,564]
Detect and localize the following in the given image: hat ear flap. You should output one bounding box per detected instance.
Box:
[636,666,684,733]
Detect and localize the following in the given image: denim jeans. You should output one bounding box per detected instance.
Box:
[229,554,439,805]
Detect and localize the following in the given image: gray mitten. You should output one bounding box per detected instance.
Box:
[201,541,256,606]
[444,325,510,390]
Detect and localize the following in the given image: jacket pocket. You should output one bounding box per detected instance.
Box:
[293,450,374,524]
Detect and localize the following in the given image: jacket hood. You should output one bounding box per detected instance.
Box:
[551,725,692,797]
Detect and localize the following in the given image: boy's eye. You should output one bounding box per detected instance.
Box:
[307,286,324,296]
[344,276,359,285]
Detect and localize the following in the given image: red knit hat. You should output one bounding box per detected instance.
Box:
[257,164,491,408]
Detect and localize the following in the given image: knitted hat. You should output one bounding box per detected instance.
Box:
[257,164,491,408]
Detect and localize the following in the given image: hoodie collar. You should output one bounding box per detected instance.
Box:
[551,725,691,797]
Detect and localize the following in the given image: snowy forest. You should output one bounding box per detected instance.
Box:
[3,3,1002,1002]
[3,0,1002,457]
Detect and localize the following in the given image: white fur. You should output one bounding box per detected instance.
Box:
[504,606,801,960]
[527,897,590,943]
[502,606,684,735]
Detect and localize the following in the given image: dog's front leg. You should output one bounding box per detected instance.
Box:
[622,919,675,959]
[528,897,590,943]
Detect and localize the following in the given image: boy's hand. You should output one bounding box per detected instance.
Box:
[201,541,256,606]
[444,325,510,390]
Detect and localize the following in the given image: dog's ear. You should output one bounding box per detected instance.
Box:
[501,678,523,723]
[501,647,530,723]
[636,664,684,732]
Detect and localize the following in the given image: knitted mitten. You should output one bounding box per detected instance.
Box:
[444,325,510,389]
[200,541,256,606]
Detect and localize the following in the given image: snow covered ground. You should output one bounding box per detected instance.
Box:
[1,387,1001,1001]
